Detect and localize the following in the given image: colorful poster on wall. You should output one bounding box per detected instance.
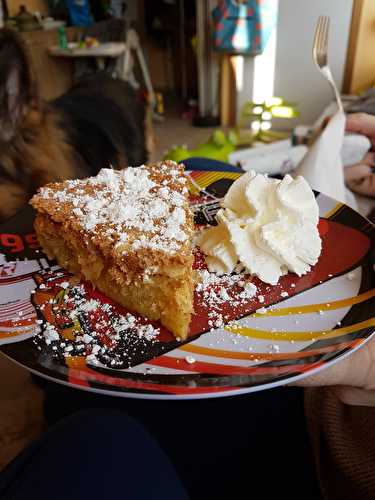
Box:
[212,0,278,55]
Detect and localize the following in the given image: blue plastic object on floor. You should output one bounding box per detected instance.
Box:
[182,157,243,173]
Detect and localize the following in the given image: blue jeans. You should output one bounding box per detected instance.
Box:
[0,409,189,500]
[18,383,321,499]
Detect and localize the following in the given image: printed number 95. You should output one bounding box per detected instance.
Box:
[0,233,39,253]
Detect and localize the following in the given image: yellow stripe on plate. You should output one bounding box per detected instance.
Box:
[226,318,375,342]
[192,172,219,187]
[323,202,344,219]
[180,339,363,361]
[189,171,241,191]
[250,289,375,318]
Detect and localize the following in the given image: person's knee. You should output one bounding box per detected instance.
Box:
[46,408,153,458]
[57,408,146,441]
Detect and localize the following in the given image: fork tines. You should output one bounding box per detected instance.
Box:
[313,15,330,65]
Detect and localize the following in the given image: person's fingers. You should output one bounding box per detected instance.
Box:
[346,113,375,142]
[347,174,375,197]
[361,152,375,166]
[332,386,375,406]
[291,356,359,388]
[291,337,374,389]
[291,361,351,387]
[344,164,372,182]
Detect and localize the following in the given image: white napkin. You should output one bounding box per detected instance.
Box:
[295,110,347,204]
[236,144,308,176]
[342,133,371,166]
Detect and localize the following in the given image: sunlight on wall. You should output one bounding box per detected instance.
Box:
[252,0,279,104]
[235,56,244,92]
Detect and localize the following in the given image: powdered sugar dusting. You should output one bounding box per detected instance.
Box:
[195,269,259,329]
[34,282,160,369]
[34,162,191,256]
[196,269,257,306]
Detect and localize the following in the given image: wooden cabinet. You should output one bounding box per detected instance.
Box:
[6,0,48,17]
[20,28,80,100]
[343,0,375,94]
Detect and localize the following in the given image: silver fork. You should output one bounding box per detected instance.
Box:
[313,16,344,113]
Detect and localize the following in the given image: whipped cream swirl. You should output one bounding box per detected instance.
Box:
[197,171,322,285]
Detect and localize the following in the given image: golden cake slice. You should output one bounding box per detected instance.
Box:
[30,161,194,340]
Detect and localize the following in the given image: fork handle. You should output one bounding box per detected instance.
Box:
[322,66,344,113]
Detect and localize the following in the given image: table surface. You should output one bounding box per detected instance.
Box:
[49,42,126,58]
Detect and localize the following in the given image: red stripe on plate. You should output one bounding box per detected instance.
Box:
[147,356,325,376]
[68,375,90,387]
[0,299,33,311]
[0,310,35,321]
[0,301,34,309]
[68,366,234,395]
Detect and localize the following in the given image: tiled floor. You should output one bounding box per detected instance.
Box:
[0,109,214,470]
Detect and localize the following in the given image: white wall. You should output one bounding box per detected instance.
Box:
[273,0,353,125]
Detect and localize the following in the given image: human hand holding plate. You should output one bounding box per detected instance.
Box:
[345,113,375,198]
[293,335,375,406]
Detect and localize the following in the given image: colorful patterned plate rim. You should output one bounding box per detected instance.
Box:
[0,163,374,399]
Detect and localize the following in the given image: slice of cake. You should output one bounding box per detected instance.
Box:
[30,161,194,340]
